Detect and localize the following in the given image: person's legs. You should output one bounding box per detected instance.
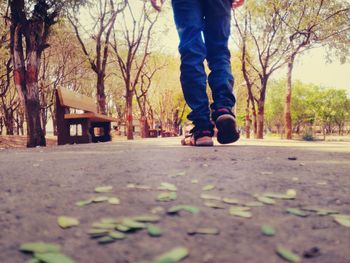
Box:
[171,0,213,132]
[203,0,235,113]
[203,0,240,144]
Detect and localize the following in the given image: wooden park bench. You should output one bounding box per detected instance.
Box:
[56,87,117,145]
[148,129,158,138]
[161,131,174,137]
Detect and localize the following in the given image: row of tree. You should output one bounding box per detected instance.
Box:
[263,80,350,137]
[232,0,350,139]
[0,0,187,146]
[0,0,349,147]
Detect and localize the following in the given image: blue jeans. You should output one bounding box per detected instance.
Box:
[172,0,235,130]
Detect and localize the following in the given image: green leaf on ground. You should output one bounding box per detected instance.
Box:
[204,201,225,209]
[108,197,120,205]
[92,196,109,202]
[121,219,146,229]
[191,179,199,184]
[127,184,151,190]
[147,225,162,237]
[255,195,276,205]
[261,224,276,236]
[230,206,251,211]
[100,218,118,224]
[34,253,75,263]
[20,242,61,254]
[151,246,189,263]
[95,186,113,193]
[187,228,220,235]
[108,231,126,240]
[116,224,131,232]
[157,192,177,202]
[87,229,109,238]
[97,236,116,244]
[200,194,221,201]
[317,210,338,216]
[168,205,200,214]
[276,246,301,262]
[222,198,240,205]
[57,216,79,229]
[286,208,308,217]
[286,189,297,198]
[263,189,297,200]
[158,182,178,191]
[92,222,116,229]
[25,258,40,263]
[301,206,339,216]
[151,207,165,214]
[229,207,252,218]
[75,199,93,207]
[229,210,252,218]
[202,185,216,191]
[133,215,161,223]
[171,171,186,178]
[332,214,350,228]
[244,201,264,207]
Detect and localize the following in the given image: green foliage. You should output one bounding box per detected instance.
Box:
[265,79,350,135]
[314,88,350,131]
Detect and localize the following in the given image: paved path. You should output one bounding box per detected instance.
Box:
[0,138,349,263]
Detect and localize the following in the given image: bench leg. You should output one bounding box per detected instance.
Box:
[57,120,71,145]
[81,119,93,144]
[102,122,111,142]
[90,122,111,142]
[66,119,92,144]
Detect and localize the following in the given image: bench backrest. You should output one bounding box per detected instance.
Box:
[57,87,97,113]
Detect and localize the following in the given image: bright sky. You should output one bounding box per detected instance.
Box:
[80,1,350,93]
[155,3,350,93]
[158,20,349,93]
[288,49,350,91]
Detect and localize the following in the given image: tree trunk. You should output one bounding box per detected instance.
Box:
[148,106,154,129]
[25,97,45,146]
[0,117,3,135]
[18,110,24,135]
[10,3,46,147]
[257,101,265,139]
[97,73,106,114]
[338,124,343,135]
[173,108,179,136]
[256,76,269,139]
[323,125,326,141]
[284,55,295,140]
[140,115,150,138]
[247,91,257,138]
[1,96,15,135]
[40,108,47,136]
[245,98,250,139]
[24,24,46,147]
[50,105,57,136]
[40,88,47,136]
[126,90,134,140]
[5,118,14,135]
[251,104,257,138]
[4,111,15,135]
